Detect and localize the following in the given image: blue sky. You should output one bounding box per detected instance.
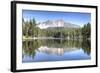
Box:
[22,10,91,27]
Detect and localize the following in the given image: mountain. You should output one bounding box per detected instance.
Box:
[37,19,80,29]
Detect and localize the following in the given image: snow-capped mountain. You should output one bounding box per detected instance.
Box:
[37,19,80,29]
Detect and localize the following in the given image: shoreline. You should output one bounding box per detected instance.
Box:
[22,36,88,41]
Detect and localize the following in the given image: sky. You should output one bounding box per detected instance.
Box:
[22,10,91,27]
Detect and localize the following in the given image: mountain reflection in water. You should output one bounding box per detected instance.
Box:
[22,39,91,63]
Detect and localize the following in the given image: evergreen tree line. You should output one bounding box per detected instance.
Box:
[22,18,91,39]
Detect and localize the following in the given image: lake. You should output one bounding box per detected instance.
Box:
[22,39,91,63]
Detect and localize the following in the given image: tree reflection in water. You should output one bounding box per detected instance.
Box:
[82,39,91,55]
[22,39,91,62]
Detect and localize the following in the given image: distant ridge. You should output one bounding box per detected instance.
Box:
[37,19,80,29]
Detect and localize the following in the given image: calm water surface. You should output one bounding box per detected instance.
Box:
[22,39,91,63]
